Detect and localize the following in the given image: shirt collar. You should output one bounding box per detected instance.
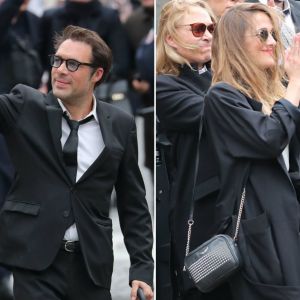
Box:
[57,95,99,123]
[198,65,208,75]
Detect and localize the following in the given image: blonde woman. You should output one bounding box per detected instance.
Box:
[156,0,231,299]
[205,3,300,299]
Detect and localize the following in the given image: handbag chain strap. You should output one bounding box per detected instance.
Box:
[183,109,249,267]
[183,111,203,270]
[233,187,246,241]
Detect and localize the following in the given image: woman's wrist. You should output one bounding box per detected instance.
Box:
[285,79,300,107]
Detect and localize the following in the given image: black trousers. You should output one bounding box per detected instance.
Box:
[13,248,111,300]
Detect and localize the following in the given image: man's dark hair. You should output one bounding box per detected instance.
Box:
[54,25,112,86]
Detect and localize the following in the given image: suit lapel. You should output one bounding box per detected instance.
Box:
[44,92,71,182]
[77,100,113,182]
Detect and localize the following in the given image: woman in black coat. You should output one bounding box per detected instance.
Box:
[156,1,231,299]
[205,3,300,299]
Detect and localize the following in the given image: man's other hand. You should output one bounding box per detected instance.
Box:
[130,280,153,300]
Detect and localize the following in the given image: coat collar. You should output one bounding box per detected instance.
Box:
[179,64,212,94]
[245,96,263,112]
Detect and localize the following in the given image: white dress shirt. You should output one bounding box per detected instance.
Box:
[282,145,290,171]
[58,96,105,241]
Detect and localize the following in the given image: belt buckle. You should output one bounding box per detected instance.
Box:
[64,241,74,253]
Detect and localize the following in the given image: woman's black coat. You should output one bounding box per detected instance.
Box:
[157,66,230,298]
[205,82,300,300]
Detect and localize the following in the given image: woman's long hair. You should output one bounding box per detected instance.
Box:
[212,3,285,114]
[156,0,216,75]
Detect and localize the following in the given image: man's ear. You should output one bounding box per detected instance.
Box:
[165,34,177,49]
[92,67,104,84]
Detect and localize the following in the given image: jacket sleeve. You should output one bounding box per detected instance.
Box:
[115,117,153,287]
[0,84,25,133]
[205,83,300,159]
[156,74,205,132]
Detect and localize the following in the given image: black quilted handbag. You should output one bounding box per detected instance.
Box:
[184,228,242,292]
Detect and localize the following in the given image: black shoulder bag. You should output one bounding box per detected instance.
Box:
[183,115,245,293]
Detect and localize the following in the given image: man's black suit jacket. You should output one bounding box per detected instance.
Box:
[0,85,153,289]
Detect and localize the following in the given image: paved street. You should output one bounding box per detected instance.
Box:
[110,116,154,300]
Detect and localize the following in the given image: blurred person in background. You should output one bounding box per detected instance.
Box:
[205,3,300,299]
[271,0,300,33]
[125,0,154,114]
[125,0,154,173]
[99,0,134,23]
[125,0,154,51]
[0,0,42,93]
[40,0,130,91]
[156,0,232,299]
[132,28,154,174]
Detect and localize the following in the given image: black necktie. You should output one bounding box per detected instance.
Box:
[63,113,94,182]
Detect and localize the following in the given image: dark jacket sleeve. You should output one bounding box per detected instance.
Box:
[156,74,205,132]
[115,117,153,287]
[0,84,26,132]
[205,82,300,159]
[0,0,23,45]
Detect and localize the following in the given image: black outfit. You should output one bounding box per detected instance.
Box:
[0,85,153,298]
[156,66,231,299]
[40,0,130,81]
[124,5,154,118]
[205,82,300,300]
[0,0,42,93]
[13,250,111,300]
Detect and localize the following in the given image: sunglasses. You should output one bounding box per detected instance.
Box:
[49,54,97,72]
[255,28,277,43]
[178,23,215,38]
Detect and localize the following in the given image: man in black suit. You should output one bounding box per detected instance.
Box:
[0,25,153,300]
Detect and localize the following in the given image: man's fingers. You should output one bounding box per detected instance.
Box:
[130,281,139,300]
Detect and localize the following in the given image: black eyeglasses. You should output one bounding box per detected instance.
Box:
[178,23,215,38]
[254,28,277,43]
[49,54,97,72]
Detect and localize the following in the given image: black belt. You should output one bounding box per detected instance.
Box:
[61,241,81,253]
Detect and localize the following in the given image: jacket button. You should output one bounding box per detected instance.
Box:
[63,210,70,218]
